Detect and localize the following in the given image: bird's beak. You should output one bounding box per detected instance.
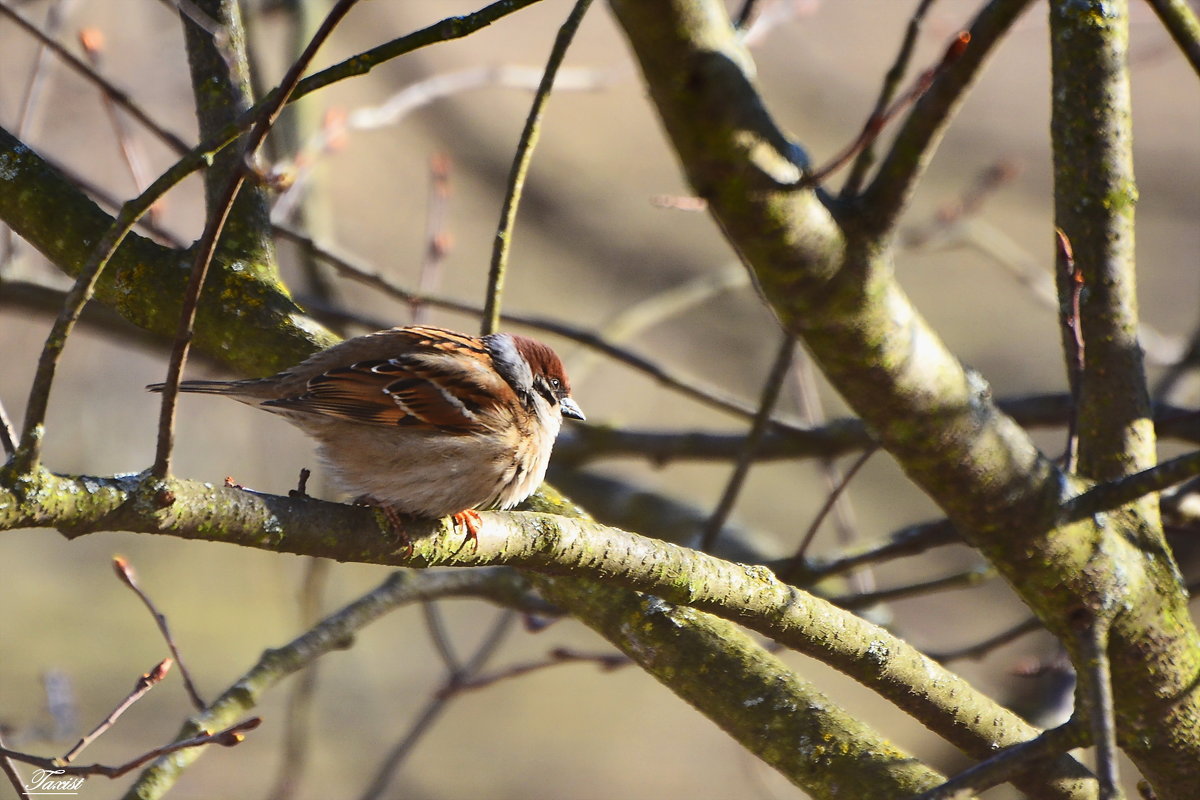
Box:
[560,397,586,421]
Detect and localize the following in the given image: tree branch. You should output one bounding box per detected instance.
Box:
[0,469,1092,797]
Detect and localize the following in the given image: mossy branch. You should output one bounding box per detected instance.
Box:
[0,468,1092,797]
[607,1,1200,797]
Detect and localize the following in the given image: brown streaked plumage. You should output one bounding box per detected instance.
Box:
[148,325,584,521]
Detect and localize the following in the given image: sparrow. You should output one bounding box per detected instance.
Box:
[148,325,584,536]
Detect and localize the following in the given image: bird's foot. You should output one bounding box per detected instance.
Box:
[288,467,312,498]
[450,510,482,555]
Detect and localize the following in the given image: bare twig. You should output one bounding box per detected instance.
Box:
[928,616,1042,663]
[862,0,1037,233]
[791,351,873,593]
[356,611,517,799]
[1063,447,1200,522]
[1058,229,1084,472]
[0,719,260,779]
[787,446,878,573]
[901,158,1022,248]
[152,0,361,478]
[0,397,16,458]
[412,152,454,325]
[567,264,748,382]
[124,569,541,796]
[13,164,199,475]
[62,659,173,764]
[112,557,206,710]
[265,557,331,800]
[421,600,463,674]
[448,647,630,694]
[273,65,614,221]
[13,0,73,137]
[793,518,960,584]
[483,0,594,335]
[830,565,995,611]
[805,30,971,188]
[0,0,191,154]
[840,0,938,198]
[1077,616,1121,799]
[1144,0,1200,78]
[701,332,795,551]
[912,720,1089,800]
[2,0,73,267]
[0,731,31,800]
[79,29,160,219]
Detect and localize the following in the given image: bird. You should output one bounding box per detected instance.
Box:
[148,325,584,539]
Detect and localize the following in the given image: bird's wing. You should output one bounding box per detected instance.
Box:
[262,327,516,430]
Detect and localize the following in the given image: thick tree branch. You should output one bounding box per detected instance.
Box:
[531,576,950,799]
[0,469,1093,798]
[0,126,335,377]
[606,2,1200,797]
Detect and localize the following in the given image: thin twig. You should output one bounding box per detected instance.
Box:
[862,0,1037,233]
[62,659,173,764]
[567,264,748,382]
[804,30,971,188]
[0,719,260,779]
[0,731,31,800]
[356,611,517,800]
[288,0,549,104]
[787,446,878,573]
[1077,616,1121,799]
[125,569,540,797]
[265,557,330,800]
[840,0,938,198]
[911,720,1089,800]
[928,616,1042,663]
[80,29,160,219]
[733,0,759,29]
[1144,0,1200,78]
[700,332,795,551]
[13,0,72,137]
[13,159,203,475]
[1063,448,1200,522]
[273,65,614,221]
[113,557,206,710]
[482,0,594,335]
[1057,229,1084,472]
[901,158,1022,248]
[2,0,73,267]
[791,518,960,584]
[152,0,362,478]
[422,601,464,675]
[447,647,629,694]
[791,350,873,593]
[830,565,995,611]
[413,152,453,325]
[0,0,191,154]
[0,397,16,458]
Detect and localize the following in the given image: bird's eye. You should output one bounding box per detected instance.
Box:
[549,377,561,389]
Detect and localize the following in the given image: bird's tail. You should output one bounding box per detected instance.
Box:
[146,380,240,395]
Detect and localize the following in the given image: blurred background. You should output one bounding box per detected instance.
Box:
[1,0,1198,797]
